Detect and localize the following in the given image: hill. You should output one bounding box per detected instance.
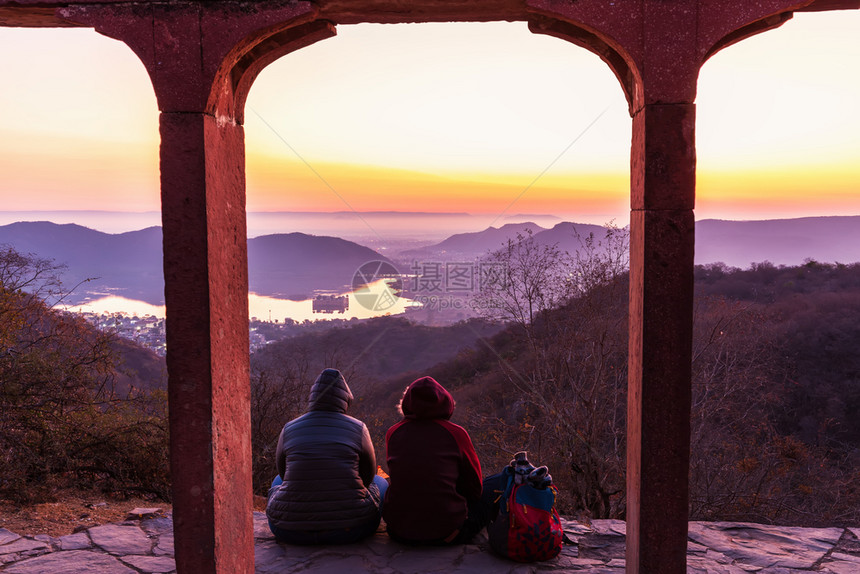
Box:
[4,215,860,308]
[348,261,860,525]
[396,215,860,268]
[531,221,615,251]
[0,222,163,303]
[396,221,613,261]
[250,315,503,396]
[695,216,860,268]
[111,336,167,395]
[248,232,393,300]
[0,222,394,304]
[398,222,546,259]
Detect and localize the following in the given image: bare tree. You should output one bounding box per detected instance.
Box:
[686,295,845,524]
[473,229,573,330]
[471,224,630,518]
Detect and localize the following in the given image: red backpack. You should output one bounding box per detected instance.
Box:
[487,465,564,562]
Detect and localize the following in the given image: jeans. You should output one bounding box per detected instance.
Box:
[268,474,388,545]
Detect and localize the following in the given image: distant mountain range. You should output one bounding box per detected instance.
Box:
[395,216,860,269]
[0,222,392,305]
[395,221,620,262]
[695,216,860,268]
[398,222,546,259]
[0,210,563,241]
[1,216,858,306]
[0,222,165,303]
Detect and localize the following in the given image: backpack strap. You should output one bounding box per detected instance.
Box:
[499,466,516,512]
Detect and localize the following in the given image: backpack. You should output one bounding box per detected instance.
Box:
[487,463,564,562]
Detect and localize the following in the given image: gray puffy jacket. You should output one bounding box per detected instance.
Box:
[266,369,381,531]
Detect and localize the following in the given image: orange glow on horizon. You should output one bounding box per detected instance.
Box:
[245,157,629,217]
[0,16,857,223]
[0,131,159,211]
[697,166,860,220]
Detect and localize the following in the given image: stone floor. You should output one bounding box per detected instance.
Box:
[1,512,858,573]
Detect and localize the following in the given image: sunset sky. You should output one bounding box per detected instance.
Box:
[0,11,858,225]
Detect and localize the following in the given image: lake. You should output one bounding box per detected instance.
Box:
[64,279,416,323]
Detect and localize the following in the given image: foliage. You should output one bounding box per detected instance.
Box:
[371,247,860,525]
[0,247,169,503]
[688,297,791,521]
[244,254,860,524]
[12,229,858,527]
[466,224,630,518]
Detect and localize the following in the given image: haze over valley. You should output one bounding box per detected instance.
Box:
[0,214,858,316]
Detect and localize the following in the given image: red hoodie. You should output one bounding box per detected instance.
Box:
[383,377,482,542]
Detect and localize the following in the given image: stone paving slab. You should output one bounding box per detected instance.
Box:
[820,562,860,574]
[0,538,49,556]
[0,512,858,573]
[141,518,174,537]
[58,532,92,551]
[687,522,844,570]
[3,550,135,574]
[88,524,153,556]
[119,554,177,573]
[0,532,20,547]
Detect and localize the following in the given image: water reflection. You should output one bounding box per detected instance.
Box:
[65,295,166,318]
[65,282,415,323]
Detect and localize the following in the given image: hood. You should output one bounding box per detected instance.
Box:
[307,368,353,413]
[399,376,454,420]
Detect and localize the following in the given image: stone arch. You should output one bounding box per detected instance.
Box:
[206,19,336,123]
[527,14,642,114]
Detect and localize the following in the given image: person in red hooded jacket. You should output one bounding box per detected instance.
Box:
[382,376,486,544]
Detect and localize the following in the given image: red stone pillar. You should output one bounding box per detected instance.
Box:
[54,5,331,572]
[160,112,251,573]
[627,103,696,574]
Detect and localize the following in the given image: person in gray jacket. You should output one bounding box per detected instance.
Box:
[266,368,387,544]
